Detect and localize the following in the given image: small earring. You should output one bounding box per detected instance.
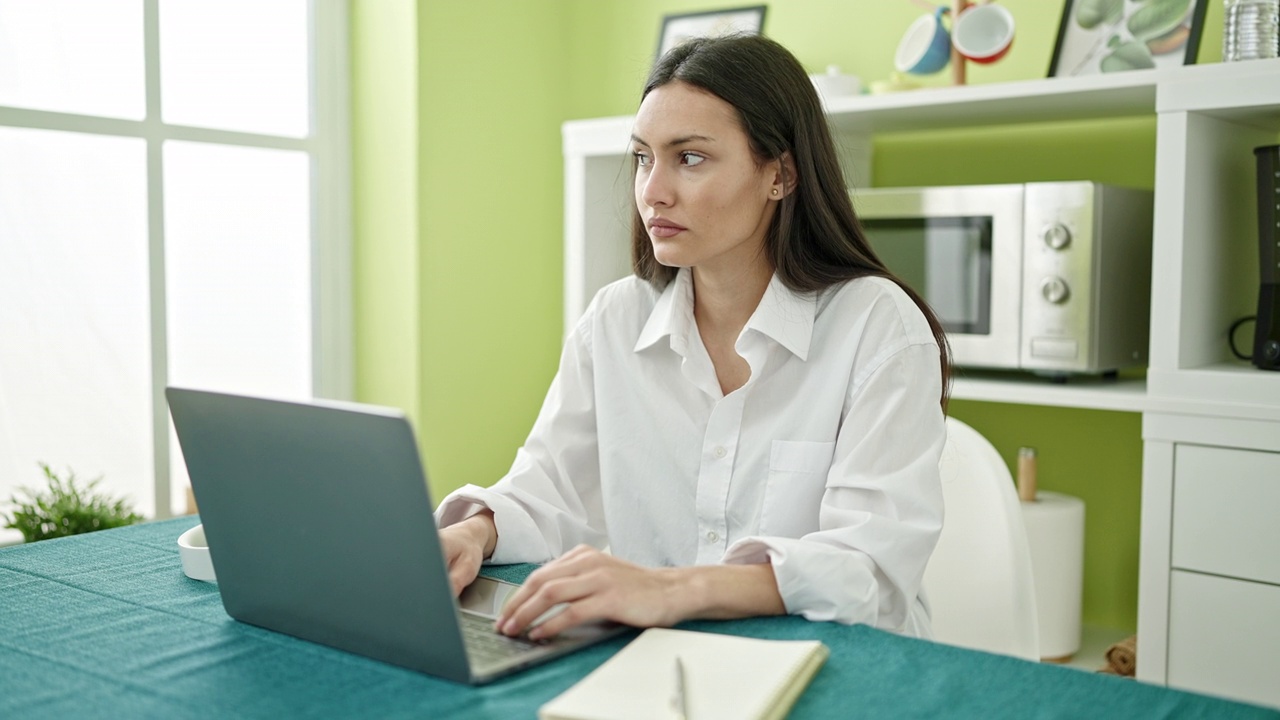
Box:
[771,188,779,197]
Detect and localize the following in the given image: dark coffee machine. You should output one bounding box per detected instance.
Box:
[1255,144,1280,370]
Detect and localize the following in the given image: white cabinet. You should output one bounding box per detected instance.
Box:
[1171,445,1280,585]
[1139,413,1280,707]
[1167,571,1280,708]
[562,58,1280,706]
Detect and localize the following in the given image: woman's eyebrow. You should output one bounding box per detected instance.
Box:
[630,133,716,149]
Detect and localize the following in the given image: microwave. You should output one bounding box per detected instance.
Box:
[853,182,1154,375]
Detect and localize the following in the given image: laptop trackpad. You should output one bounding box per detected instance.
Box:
[458,575,567,628]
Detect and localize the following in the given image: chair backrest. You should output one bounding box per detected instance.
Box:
[921,417,1039,660]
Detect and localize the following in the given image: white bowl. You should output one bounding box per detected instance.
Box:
[809,65,862,101]
[178,523,216,582]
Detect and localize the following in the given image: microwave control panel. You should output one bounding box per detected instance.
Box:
[1020,182,1153,374]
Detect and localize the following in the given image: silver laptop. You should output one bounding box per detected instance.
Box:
[166,387,624,684]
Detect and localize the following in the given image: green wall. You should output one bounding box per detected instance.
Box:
[352,0,420,425]
[353,0,571,501]
[353,0,1229,633]
[415,2,570,496]
[951,402,1144,637]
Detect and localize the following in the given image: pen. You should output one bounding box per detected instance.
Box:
[672,654,690,720]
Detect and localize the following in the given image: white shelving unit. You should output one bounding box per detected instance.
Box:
[1136,59,1280,710]
[1146,61,1280,414]
[563,59,1280,707]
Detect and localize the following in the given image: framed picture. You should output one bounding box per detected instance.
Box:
[1048,0,1207,77]
[656,5,767,63]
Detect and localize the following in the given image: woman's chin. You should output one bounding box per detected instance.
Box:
[650,244,692,269]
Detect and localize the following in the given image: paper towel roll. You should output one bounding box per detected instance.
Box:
[1021,491,1085,662]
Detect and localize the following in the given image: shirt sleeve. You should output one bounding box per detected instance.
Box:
[433,311,606,565]
[721,341,945,633]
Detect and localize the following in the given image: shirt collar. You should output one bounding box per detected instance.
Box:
[634,268,816,361]
[745,272,816,361]
[634,267,695,356]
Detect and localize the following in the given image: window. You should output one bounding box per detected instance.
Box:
[0,0,350,539]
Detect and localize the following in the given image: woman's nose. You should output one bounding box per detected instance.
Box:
[639,163,673,208]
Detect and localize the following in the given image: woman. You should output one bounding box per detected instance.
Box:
[435,34,950,641]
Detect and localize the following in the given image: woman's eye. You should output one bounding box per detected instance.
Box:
[680,152,705,167]
[633,152,650,167]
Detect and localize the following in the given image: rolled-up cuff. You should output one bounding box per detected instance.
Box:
[723,536,879,627]
[434,485,554,565]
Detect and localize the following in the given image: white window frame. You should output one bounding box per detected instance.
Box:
[0,0,352,522]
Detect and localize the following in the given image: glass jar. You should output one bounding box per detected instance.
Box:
[1223,0,1280,62]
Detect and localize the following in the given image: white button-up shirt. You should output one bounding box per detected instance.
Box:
[436,268,945,636]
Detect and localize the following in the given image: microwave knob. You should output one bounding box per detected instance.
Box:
[1042,223,1072,250]
[1041,276,1070,304]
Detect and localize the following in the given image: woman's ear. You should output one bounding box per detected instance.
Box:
[771,152,798,199]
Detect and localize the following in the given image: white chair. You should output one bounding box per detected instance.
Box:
[920,416,1040,660]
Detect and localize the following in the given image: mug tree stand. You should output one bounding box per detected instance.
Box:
[950,0,972,85]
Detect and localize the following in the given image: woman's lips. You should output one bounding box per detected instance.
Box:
[648,219,686,238]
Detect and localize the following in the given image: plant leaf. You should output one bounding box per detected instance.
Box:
[1127,0,1192,41]
[1076,0,1125,29]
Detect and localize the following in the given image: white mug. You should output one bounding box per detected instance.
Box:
[952,3,1015,64]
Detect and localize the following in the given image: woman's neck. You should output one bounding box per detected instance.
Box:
[691,259,773,338]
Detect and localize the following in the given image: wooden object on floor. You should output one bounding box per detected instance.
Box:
[1100,635,1137,677]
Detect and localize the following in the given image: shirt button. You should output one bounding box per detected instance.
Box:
[706,530,719,542]
[713,446,727,459]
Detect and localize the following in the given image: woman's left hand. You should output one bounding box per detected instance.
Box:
[495,545,689,640]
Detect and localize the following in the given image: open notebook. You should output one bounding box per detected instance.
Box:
[539,628,829,720]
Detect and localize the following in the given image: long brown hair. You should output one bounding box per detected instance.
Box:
[630,34,951,406]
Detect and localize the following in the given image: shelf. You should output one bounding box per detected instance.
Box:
[562,70,1163,159]
[822,70,1158,134]
[953,365,1280,418]
[562,62,1280,160]
[561,114,632,157]
[1158,58,1280,126]
[951,373,1149,413]
[1147,364,1280,422]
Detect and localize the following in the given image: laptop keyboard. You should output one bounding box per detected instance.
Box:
[459,611,550,665]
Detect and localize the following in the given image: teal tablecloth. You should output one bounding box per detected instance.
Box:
[0,516,1275,719]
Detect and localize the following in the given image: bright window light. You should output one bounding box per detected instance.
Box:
[163,140,312,500]
[0,0,145,119]
[159,0,309,137]
[0,126,153,516]
[0,1,342,527]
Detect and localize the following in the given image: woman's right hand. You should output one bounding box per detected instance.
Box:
[437,510,498,596]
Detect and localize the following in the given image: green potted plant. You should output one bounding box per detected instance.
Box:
[3,463,143,543]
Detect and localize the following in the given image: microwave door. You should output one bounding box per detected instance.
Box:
[853,185,1024,370]
[870,217,992,335]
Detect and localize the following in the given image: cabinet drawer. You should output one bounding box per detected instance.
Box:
[1167,571,1280,709]
[1172,445,1280,585]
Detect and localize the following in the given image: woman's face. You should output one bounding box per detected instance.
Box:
[631,81,780,277]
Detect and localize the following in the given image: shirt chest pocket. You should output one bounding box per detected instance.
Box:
[759,440,835,539]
